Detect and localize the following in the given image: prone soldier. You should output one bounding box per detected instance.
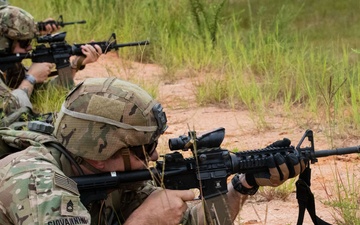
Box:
[0,77,305,224]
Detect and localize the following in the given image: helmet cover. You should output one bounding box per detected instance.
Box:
[54,77,167,161]
[0,6,36,52]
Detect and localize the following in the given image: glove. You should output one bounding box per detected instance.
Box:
[266,138,291,148]
[245,138,306,187]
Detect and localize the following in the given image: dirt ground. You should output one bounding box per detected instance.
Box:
[75,53,360,225]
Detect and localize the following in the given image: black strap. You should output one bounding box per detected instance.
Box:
[296,167,332,225]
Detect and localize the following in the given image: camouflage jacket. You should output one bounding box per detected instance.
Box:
[0,63,33,114]
[0,63,74,128]
[0,145,91,224]
[0,62,26,90]
[0,129,200,225]
[0,67,22,114]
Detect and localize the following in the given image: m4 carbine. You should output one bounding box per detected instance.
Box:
[0,32,149,88]
[0,32,149,73]
[72,128,360,207]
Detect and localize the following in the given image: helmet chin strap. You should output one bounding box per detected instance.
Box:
[70,149,132,174]
[121,148,132,171]
[74,155,104,174]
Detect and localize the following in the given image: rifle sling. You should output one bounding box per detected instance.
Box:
[296,167,332,225]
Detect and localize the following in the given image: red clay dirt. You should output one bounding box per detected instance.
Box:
[75,53,360,225]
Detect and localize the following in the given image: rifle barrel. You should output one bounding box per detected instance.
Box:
[314,146,360,158]
[61,20,86,26]
[114,40,150,48]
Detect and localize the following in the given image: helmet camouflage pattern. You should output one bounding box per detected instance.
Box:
[0,5,37,52]
[54,77,168,161]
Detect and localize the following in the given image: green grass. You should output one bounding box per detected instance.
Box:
[10,0,360,137]
[258,178,296,201]
[323,165,360,225]
[31,82,68,114]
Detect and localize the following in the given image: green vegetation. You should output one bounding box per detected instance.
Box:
[31,83,68,114]
[323,166,360,225]
[12,0,360,138]
[258,178,296,201]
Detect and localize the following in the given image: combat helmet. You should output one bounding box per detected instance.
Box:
[0,5,37,53]
[54,77,168,162]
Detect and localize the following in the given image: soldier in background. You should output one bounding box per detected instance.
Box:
[0,77,305,224]
[0,5,102,111]
[0,0,61,34]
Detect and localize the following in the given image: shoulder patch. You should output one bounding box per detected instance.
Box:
[60,195,82,216]
[54,172,79,196]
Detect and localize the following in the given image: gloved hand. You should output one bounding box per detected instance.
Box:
[245,138,307,187]
[266,138,291,148]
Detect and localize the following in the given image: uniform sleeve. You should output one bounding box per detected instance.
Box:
[182,203,200,225]
[11,89,32,109]
[182,200,216,225]
[108,181,160,223]
[109,181,213,225]
[0,79,22,115]
[0,152,91,225]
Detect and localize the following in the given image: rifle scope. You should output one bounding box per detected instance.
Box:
[168,127,225,151]
[37,32,67,43]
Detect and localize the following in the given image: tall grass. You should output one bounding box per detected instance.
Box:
[11,0,360,134]
[323,165,360,224]
[31,83,68,114]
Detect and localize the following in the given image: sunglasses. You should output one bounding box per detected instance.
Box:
[18,39,32,49]
[129,141,158,160]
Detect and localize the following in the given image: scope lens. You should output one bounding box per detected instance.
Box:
[169,138,185,150]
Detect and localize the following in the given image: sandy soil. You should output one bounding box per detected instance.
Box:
[75,53,360,225]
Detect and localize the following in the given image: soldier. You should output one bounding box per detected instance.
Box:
[0,5,102,110]
[0,0,61,34]
[0,77,305,225]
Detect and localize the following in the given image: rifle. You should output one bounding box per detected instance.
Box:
[0,32,149,70]
[71,128,360,225]
[37,15,86,31]
[0,32,149,87]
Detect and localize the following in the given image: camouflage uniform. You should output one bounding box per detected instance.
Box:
[0,5,37,114]
[0,5,37,89]
[0,147,198,224]
[0,145,91,224]
[0,5,71,125]
[0,78,200,225]
[0,79,20,116]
